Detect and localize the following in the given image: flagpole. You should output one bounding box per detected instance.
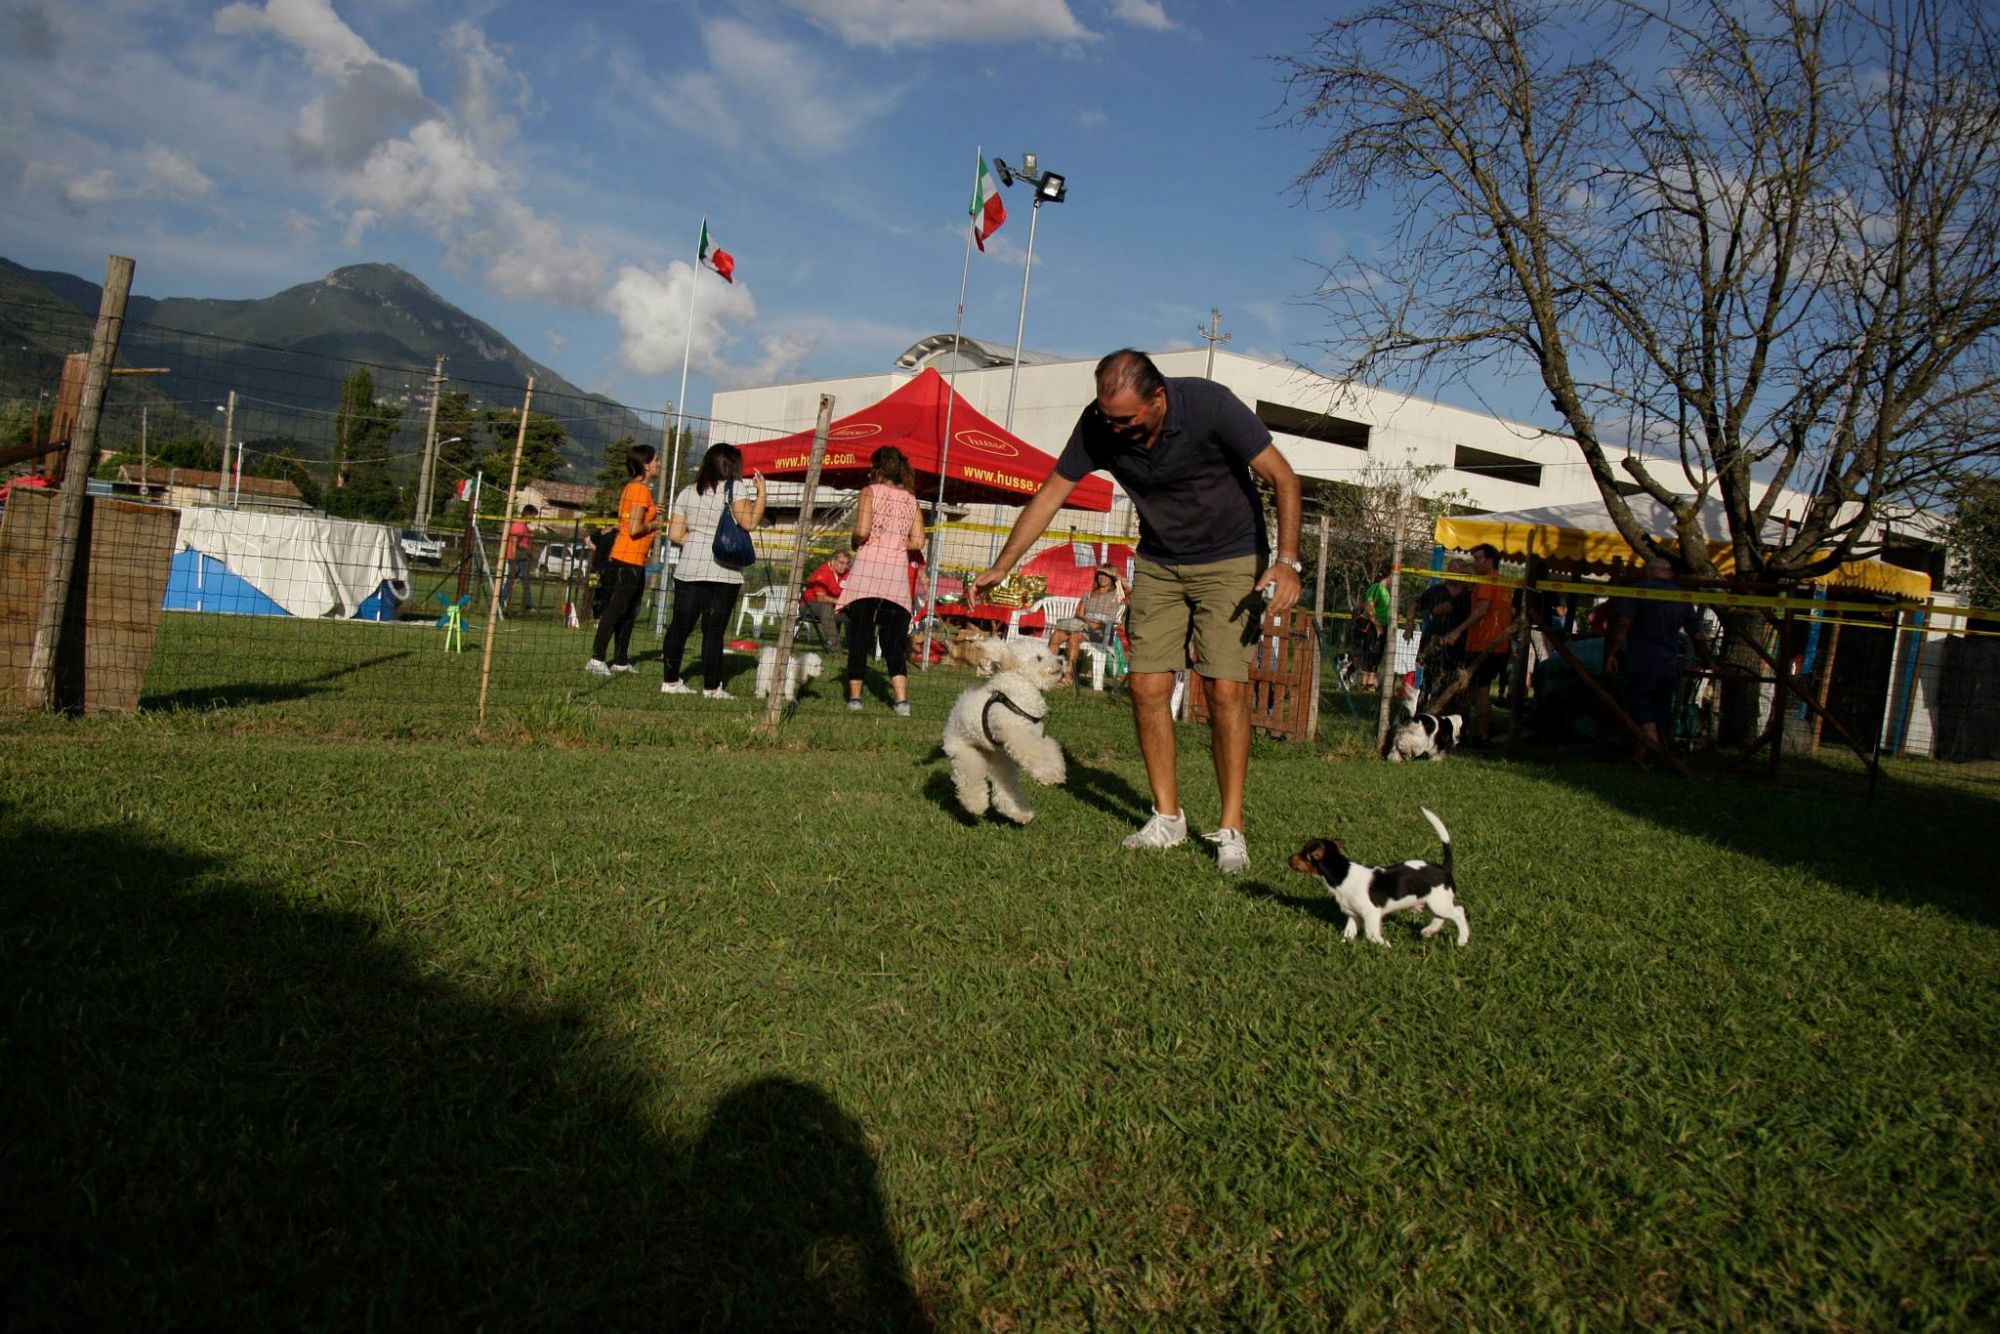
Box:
[661,218,704,634]
[919,147,982,672]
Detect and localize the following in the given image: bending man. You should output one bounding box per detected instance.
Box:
[972,349,1302,874]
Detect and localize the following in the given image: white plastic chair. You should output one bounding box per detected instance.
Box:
[1008,595,1077,641]
[735,584,791,637]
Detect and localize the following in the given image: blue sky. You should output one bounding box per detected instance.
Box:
[0,0,1498,424]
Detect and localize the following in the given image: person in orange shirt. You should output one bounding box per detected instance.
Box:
[585,446,660,676]
[1432,543,1515,743]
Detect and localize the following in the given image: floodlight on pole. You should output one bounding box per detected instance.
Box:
[991,153,1068,434]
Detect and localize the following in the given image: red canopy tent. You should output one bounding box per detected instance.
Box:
[734,368,1114,512]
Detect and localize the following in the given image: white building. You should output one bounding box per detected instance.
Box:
[709,337,1942,582]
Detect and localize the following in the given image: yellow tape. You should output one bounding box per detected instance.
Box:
[1401,564,1989,623]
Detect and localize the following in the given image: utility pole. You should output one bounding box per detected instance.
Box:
[222,389,238,507]
[415,355,444,526]
[1198,308,1230,379]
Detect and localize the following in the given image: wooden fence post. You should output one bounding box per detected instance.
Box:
[758,395,834,734]
[25,255,132,710]
[1373,527,1404,753]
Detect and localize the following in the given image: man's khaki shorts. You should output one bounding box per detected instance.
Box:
[1126,554,1263,682]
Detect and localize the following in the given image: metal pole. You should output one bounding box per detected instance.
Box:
[921,152,982,672]
[1373,525,1405,753]
[653,402,676,636]
[1003,197,1042,432]
[416,355,443,526]
[223,389,238,507]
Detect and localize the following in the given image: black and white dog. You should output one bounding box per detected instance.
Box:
[1288,807,1470,946]
[1386,712,1464,763]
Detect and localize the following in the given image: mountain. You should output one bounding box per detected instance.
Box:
[0,258,646,474]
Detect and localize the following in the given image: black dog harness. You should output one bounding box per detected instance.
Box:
[981,692,1045,747]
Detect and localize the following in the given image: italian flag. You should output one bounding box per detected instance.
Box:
[970,154,1006,251]
[453,477,476,502]
[698,219,735,283]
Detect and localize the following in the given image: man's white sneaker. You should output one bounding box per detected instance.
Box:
[585,659,612,677]
[610,663,635,675]
[703,687,733,700]
[1206,828,1249,874]
[660,680,692,695]
[1122,810,1188,850]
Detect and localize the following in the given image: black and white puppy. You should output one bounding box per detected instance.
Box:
[1386,712,1464,763]
[1288,807,1470,946]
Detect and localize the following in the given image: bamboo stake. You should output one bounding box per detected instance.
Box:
[26,254,132,710]
[757,395,835,734]
[477,379,534,726]
[1808,620,1842,754]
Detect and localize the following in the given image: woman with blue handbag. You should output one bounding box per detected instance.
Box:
[661,443,766,699]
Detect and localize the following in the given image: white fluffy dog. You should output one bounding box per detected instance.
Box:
[941,638,1069,824]
[754,646,823,702]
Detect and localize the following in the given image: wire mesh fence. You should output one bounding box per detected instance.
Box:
[0,296,1147,725]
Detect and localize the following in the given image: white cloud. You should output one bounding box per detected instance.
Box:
[604,261,772,382]
[1109,0,1176,32]
[660,19,897,156]
[143,145,212,199]
[214,2,605,308]
[1077,107,1108,129]
[59,166,118,213]
[216,0,432,167]
[784,0,1095,49]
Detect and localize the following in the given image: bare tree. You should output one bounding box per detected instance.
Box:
[1282,0,2000,738]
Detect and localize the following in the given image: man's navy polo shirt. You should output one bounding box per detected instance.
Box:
[1054,377,1272,566]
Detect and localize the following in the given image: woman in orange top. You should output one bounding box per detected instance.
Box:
[586,444,661,675]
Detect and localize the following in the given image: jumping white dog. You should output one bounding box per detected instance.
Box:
[754,646,824,702]
[941,638,1069,824]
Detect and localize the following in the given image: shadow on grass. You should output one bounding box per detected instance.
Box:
[139,651,415,714]
[1232,877,1348,930]
[1504,746,2000,929]
[1,808,933,1330]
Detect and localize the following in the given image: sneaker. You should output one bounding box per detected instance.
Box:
[1122,809,1188,850]
[660,680,692,695]
[1206,827,1249,874]
[703,687,733,700]
[892,701,911,718]
[610,663,635,675]
[585,659,612,677]
[846,699,863,713]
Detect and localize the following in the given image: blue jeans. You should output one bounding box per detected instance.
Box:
[500,555,531,610]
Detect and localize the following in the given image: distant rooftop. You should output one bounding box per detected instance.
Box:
[895,334,1069,373]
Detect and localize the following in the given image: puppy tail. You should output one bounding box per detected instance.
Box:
[1420,806,1452,877]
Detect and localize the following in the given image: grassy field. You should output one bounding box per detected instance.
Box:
[5,614,1999,1328]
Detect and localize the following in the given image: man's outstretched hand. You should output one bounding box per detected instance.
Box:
[969,566,1009,601]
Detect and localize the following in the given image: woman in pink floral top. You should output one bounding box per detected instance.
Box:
[836,446,927,716]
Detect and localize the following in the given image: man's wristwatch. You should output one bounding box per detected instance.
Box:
[1274,555,1304,574]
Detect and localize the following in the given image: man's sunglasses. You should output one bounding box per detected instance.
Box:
[1091,401,1151,429]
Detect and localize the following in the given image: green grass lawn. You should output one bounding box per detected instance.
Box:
[5,614,1998,1328]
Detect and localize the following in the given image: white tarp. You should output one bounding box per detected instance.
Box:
[174,506,409,618]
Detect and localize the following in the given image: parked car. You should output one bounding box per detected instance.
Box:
[398,528,444,565]
[538,542,586,577]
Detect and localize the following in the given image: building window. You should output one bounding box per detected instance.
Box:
[1452,445,1542,487]
[1256,401,1370,451]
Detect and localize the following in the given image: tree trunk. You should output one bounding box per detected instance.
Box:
[1715,605,1765,749]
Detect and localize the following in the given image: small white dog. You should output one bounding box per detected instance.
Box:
[754,646,823,702]
[941,638,1069,823]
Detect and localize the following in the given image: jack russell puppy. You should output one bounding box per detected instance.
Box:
[1288,807,1470,946]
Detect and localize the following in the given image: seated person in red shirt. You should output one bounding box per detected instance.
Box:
[803,548,852,648]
